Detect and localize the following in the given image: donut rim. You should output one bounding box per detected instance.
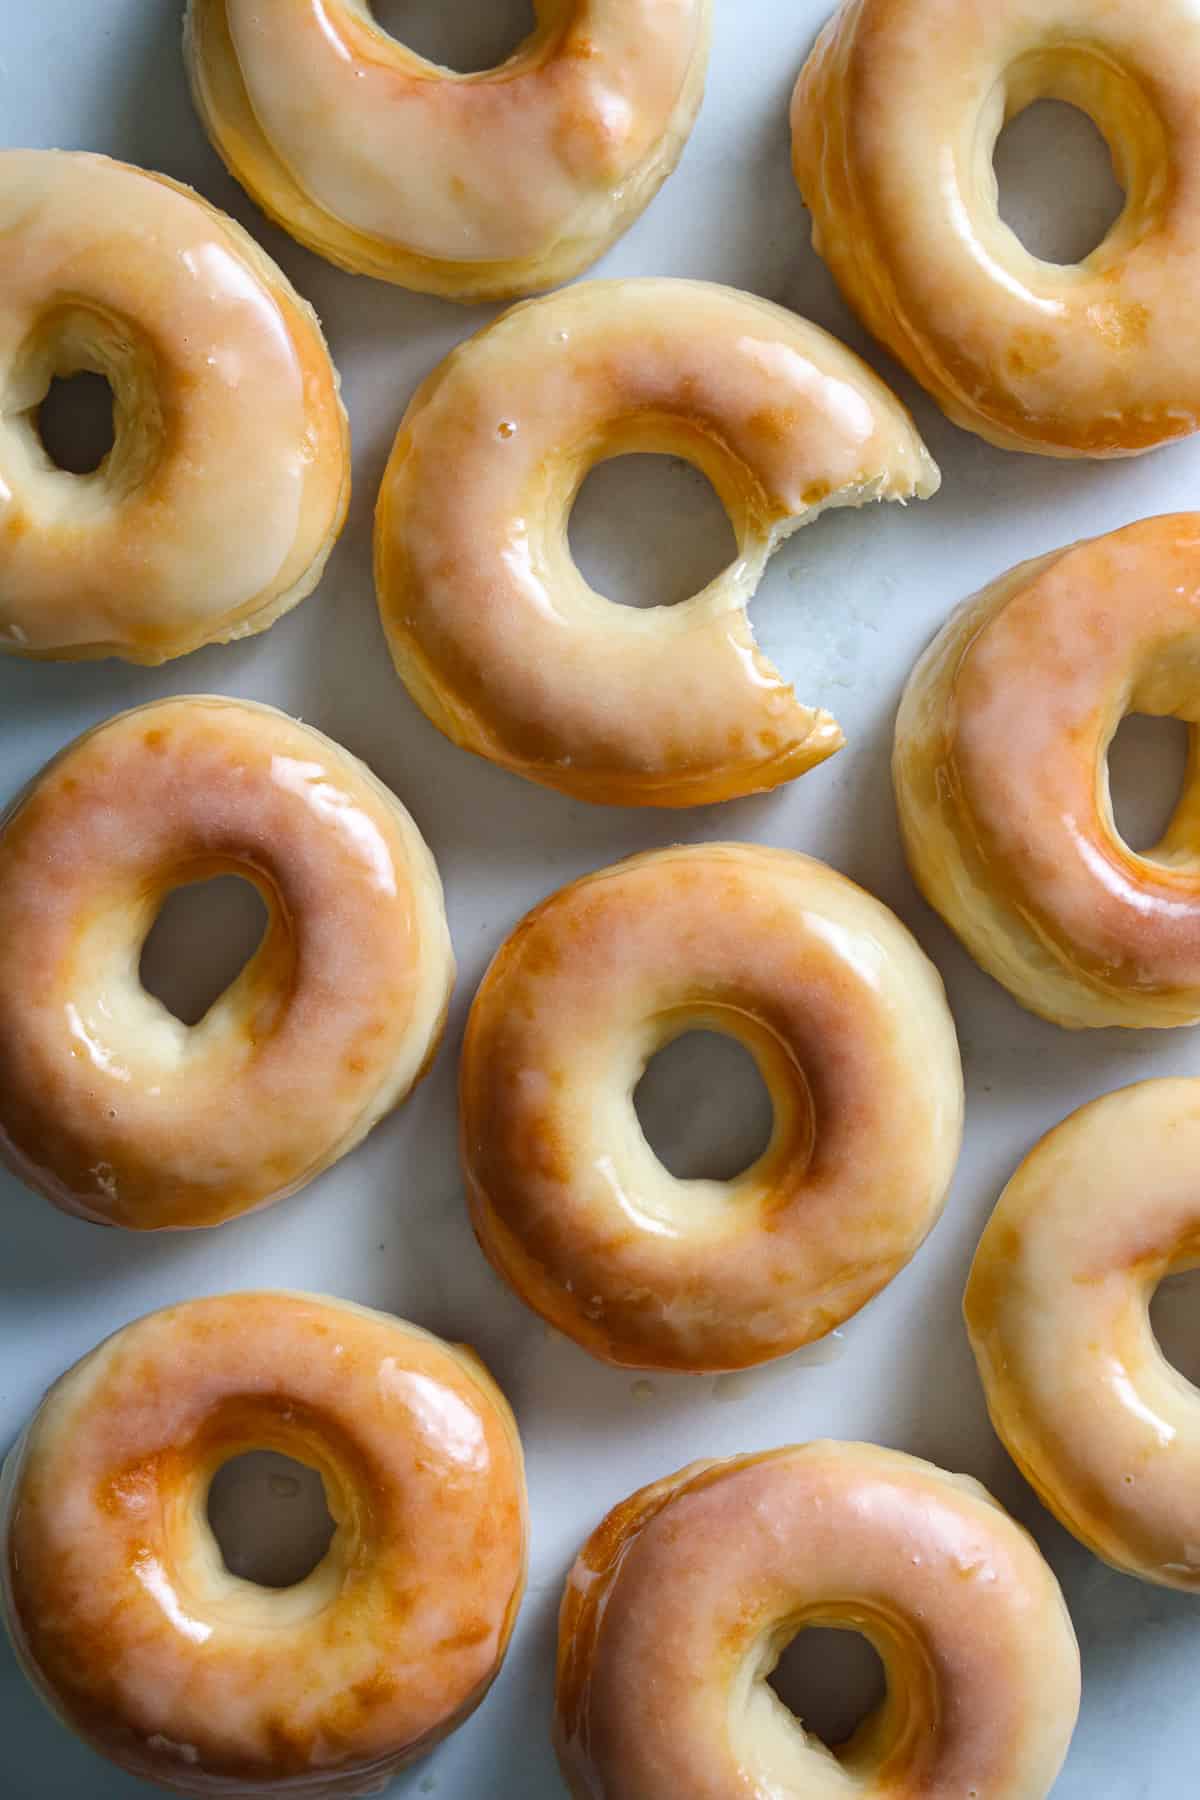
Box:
[0,1293,529,1794]
[460,844,964,1371]
[554,1442,1081,1800]
[792,0,1197,456]
[893,518,1200,1029]
[375,278,941,808]
[965,1078,1200,1589]
[184,0,712,301]
[0,151,349,664]
[0,695,455,1228]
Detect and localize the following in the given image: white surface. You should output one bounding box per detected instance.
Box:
[2,3,1199,1795]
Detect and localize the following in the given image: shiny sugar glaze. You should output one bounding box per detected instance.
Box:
[0,150,348,661]
[967,1080,1200,1589]
[461,844,963,1370]
[376,279,940,806]
[555,1443,1080,1800]
[186,0,712,298]
[792,0,1200,455]
[0,697,454,1228]
[895,515,1200,1028]
[0,1293,528,1795]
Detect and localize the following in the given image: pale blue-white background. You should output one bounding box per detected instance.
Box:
[2,2,1197,1794]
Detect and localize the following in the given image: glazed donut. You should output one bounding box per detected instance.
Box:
[555,1442,1081,1800]
[185,0,711,300]
[0,697,453,1229]
[376,279,940,808]
[967,1080,1200,1590]
[0,150,348,663]
[894,515,1200,1030]
[461,845,963,1371]
[791,0,1200,456]
[0,1292,528,1795]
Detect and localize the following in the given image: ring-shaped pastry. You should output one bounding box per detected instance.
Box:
[460,845,963,1371]
[0,697,454,1229]
[555,1442,1081,1800]
[185,0,711,300]
[967,1080,1200,1591]
[376,279,940,808]
[791,0,1200,456]
[0,150,348,662]
[894,515,1200,1029]
[0,1292,528,1795]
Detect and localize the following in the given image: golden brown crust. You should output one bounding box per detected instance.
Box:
[461,844,962,1370]
[792,0,1200,457]
[0,150,348,662]
[0,1293,528,1795]
[376,279,939,807]
[555,1443,1080,1800]
[0,698,454,1228]
[894,514,1200,1028]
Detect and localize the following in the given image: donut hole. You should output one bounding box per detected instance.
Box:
[634,1030,774,1182]
[1106,714,1191,857]
[10,306,162,497]
[140,875,269,1027]
[36,370,116,475]
[1151,1267,1200,1390]
[768,1625,888,1754]
[569,454,738,610]
[369,0,537,72]
[993,100,1125,265]
[206,1451,336,1589]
